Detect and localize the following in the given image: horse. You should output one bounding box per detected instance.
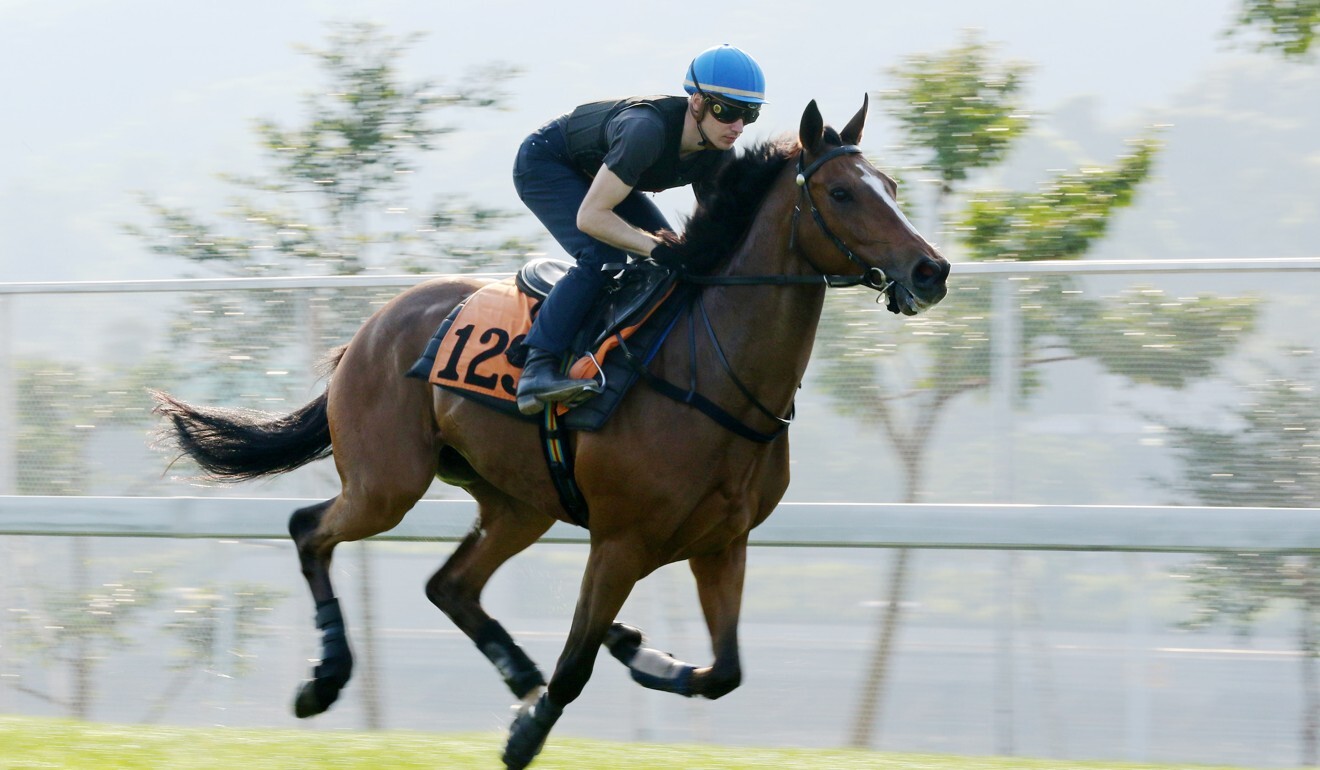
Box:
[152,97,949,769]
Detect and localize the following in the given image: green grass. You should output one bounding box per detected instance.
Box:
[0,716,1281,770]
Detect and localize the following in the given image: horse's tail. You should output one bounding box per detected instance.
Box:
[152,346,345,483]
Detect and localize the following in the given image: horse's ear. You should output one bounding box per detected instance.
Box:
[840,93,868,146]
[799,100,824,154]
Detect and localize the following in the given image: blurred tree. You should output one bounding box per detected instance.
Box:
[143,583,286,724]
[839,34,1262,750]
[4,552,165,719]
[124,22,528,730]
[127,22,534,408]
[129,21,529,278]
[1162,353,1320,764]
[15,357,178,495]
[1229,0,1320,57]
[4,555,287,725]
[880,30,1032,235]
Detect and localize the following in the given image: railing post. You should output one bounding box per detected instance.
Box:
[0,295,14,495]
[990,275,1020,500]
[991,275,1022,755]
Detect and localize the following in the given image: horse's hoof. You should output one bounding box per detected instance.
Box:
[502,693,561,769]
[292,678,339,719]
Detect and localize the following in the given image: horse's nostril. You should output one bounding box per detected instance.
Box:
[913,257,947,287]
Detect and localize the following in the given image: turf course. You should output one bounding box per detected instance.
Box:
[0,716,1278,769]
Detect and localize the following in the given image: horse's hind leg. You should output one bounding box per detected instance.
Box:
[425,486,553,703]
[605,535,747,700]
[288,476,434,717]
[287,391,438,716]
[288,498,351,718]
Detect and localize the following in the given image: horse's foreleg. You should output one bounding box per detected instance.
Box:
[503,538,643,770]
[425,494,553,703]
[288,499,354,718]
[687,536,747,698]
[604,536,747,700]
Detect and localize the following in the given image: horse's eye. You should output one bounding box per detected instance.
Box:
[829,187,852,202]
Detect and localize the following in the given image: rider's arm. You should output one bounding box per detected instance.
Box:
[576,166,663,257]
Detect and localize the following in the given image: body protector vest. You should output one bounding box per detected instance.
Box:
[560,96,724,193]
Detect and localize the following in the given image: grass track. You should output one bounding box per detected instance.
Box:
[0,716,1280,769]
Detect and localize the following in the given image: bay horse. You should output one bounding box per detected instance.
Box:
[153,98,948,768]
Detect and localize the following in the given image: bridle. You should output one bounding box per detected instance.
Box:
[682,144,894,298]
[788,145,893,295]
[616,143,903,443]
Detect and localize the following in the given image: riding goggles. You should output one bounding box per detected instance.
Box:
[705,94,760,125]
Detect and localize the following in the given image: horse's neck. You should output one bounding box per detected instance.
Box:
[696,169,829,407]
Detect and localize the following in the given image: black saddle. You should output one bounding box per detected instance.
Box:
[513,257,677,362]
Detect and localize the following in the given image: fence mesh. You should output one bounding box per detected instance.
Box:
[2,264,1318,766]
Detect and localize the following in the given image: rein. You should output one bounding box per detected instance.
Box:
[620,144,892,442]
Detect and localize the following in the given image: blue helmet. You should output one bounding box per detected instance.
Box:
[683,44,766,105]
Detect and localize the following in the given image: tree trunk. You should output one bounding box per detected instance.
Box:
[848,547,911,747]
[358,542,383,730]
[848,450,923,748]
[70,538,92,720]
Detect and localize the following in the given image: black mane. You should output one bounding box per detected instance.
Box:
[666,137,799,273]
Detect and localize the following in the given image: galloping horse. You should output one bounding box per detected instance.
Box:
[154,98,948,768]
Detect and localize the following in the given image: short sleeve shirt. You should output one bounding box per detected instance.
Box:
[601,107,668,188]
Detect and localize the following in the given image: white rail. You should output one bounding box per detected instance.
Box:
[1,257,1318,295]
[2,496,1319,553]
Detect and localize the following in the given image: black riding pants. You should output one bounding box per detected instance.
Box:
[512,124,670,354]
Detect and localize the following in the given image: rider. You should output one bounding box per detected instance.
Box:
[512,44,767,415]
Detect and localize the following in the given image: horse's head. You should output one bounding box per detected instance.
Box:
[795,97,949,315]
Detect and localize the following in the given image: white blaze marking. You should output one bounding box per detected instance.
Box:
[857,167,927,240]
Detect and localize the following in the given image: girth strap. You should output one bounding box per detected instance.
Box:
[536,389,590,528]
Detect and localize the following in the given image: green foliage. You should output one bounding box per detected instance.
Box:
[881,31,1033,191]
[125,23,534,409]
[1049,285,1259,389]
[160,583,286,677]
[956,136,1160,262]
[1176,553,1315,636]
[817,34,1260,507]
[7,567,166,665]
[1161,350,1320,738]
[1163,351,1320,507]
[1229,0,1320,57]
[15,357,178,495]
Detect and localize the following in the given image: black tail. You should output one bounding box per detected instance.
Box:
[152,390,333,483]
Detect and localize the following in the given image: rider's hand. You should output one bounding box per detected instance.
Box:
[649,242,683,268]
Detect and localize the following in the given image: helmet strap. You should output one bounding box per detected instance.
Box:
[690,96,713,147]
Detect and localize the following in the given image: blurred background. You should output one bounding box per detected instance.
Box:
[2,0,1319,767]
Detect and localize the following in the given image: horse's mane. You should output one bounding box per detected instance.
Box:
[665,136,802,273]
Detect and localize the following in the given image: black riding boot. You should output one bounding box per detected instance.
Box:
[516,346,602,415]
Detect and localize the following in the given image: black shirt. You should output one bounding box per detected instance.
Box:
[557,96,729,195]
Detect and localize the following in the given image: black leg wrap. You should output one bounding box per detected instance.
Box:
[503,691,563,770]
[476,619,547,699]
[604,623,644,665]
[293,598,354,719]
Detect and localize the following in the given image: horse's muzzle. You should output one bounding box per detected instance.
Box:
[891,256,949,315]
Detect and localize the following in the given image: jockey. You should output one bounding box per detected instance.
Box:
[512,44,767,415]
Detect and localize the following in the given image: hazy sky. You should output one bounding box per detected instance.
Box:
[2,0,1245,281]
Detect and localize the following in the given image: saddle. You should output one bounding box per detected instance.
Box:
[407,258,688,431]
